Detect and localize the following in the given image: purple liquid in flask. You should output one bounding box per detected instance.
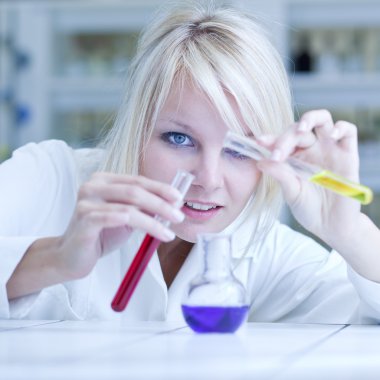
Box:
[181,233,249,333]
[182,305,249,333]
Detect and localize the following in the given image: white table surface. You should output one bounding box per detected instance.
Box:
[0,320,378,380]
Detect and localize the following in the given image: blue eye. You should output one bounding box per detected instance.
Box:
[223,147,250,160]
[161,132,194,147]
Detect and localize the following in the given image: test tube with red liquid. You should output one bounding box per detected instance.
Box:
[111,170,194,312]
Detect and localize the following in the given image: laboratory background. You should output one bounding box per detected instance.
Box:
[1,0,380,232]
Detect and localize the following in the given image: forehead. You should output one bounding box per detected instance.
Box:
[159,80,252,136]
[160,81,215,116]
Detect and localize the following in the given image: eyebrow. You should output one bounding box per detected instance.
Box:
[164,119,197,133]
[160,119,255,138]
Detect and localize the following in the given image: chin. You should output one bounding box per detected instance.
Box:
[172,223,227,243]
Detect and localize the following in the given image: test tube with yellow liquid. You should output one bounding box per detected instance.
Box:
[223,131,373,205]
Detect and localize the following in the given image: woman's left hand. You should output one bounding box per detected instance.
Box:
[256,109,361,248]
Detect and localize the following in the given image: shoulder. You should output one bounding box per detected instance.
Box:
[71,146,105,184]
[263,221,329,262]
[269,220,327,248]
[0,140,105,233]
[233,218,328,262]
[0,139,105,202]
[0,141,77,232]
[1,140,75,183]
[5,139,76,173]
[3,140,104,185]
[268,221,320,247]
[8,139,72,162]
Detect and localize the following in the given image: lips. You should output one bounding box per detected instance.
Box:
[181,200,223,220]
[184,201,219,211]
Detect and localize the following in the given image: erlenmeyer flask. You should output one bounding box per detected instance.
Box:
[181,233,249,333]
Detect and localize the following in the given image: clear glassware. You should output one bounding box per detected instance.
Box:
[181,233,249,333]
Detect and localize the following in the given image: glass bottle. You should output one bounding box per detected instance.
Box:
[181,233,249,333]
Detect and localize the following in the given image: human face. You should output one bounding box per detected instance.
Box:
[140,83,261,242]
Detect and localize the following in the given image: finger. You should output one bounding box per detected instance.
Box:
[75,203,132,238]
[255,134,277,147]
[256,124,299,149]
[331,120,358,152]
[88,210,175,242]
[270,127,317,161]
[79,183,185,224]
[122,207,176,242]
[84,211,131,231]
[76,200,132,222]
[89,172,183,203]
[297,109,334,139]
[77,202,176,242]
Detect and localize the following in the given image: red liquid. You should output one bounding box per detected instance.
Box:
[111,234,161,312]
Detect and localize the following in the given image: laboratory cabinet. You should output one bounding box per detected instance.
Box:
[284,0,380,224]
[288,1,380,143]
[0,1,157,152]
[239,0,380,226]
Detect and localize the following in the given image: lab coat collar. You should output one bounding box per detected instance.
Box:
[219,210,264,259]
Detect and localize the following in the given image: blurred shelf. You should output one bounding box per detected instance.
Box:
[50,77,123,92]
[52,7,154,33]
[288,2,380,28]
[49,77,124,111]
[291,74,380,107]
[359,142,380,191]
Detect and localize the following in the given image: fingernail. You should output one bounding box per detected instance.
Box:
[271,149,282,161]
[163,228,176,241]
[172,208,185,222]
[298,121,308,132]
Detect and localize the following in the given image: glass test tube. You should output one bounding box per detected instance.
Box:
[224,131,373,205]
[111,170,194,312]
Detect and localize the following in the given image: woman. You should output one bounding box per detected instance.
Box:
[1,2,379,322]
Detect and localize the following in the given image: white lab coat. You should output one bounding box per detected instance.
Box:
[1,140,380,323]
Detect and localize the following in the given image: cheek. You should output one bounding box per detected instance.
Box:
[231,166,261,203]
[139,144,179,183]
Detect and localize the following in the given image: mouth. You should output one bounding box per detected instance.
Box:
[181,201,223,220]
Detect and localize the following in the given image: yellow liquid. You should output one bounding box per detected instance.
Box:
[310,170,373,205]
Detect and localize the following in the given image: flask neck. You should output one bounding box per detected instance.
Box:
[201,234,233,278]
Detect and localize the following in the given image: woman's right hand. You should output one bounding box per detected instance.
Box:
[54,172,185,280]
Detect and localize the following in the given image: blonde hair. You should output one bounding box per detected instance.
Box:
[101,1,294,247]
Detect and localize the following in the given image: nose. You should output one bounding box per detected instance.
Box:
[190,150,224,192]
